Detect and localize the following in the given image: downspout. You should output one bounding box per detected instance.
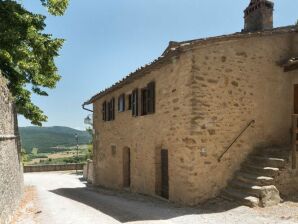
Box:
[82,103,93,113]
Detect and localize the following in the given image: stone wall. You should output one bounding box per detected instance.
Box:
[24,163,84,173]
[0,75,23,224]
[83,160,94,183]
[186,32,298,204]
[92,31,298,205]
[93,52,195,204]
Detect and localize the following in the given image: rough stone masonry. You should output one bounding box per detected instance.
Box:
[84,0,298,206]
[0,74,23,224]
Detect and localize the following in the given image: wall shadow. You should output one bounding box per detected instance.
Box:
[50,186,241,223]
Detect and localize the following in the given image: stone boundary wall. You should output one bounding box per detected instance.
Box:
[24,163,84,173]
[0,75,23,224]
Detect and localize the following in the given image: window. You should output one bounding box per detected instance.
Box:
[118,94,125,112]
[105,98,115,121]
[147,81,155,114]
[132,89,139,116]
[128,94,132,110]
[102,101,107,121]
[141,88,148,115]
[141,81,155,115]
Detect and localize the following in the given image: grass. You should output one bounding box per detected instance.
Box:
[24,144,92,165]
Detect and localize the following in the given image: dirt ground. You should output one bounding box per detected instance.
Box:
[11,186,41,224]
[13,171,298,224]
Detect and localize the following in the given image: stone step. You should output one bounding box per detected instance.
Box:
[229,180,263,197]
[242,163,280,177]
[222,188,260,207]
[235,171,274,186]
[253,148,289,159]
[248,156,286,168]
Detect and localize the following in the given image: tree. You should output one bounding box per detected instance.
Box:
[0,0,69,125]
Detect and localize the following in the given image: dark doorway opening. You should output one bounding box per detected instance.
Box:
[161,149,169,199]
[123,147,131,188]
[294,84,298,114]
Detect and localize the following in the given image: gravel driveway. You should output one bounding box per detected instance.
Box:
[16,171,298,224]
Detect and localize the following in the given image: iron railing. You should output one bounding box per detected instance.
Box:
[218,120,255,162]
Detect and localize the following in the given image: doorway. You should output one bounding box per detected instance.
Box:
[161,149,169,199]
[294,84,298,114]
[123,147,131,188]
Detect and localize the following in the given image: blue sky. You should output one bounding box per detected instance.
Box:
[19,0,298,130]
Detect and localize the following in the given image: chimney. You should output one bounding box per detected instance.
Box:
[243,0,274,32]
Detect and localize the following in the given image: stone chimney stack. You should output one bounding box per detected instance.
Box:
[244,0,274,32]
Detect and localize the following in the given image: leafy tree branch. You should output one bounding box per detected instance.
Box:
[0,0,69,125]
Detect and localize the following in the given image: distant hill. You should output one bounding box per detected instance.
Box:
[19,126,92,153]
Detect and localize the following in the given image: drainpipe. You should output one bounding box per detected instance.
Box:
[82,103,93,113]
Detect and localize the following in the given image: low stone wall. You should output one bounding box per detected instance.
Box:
[83,160,93,183]
[24,163,84,173]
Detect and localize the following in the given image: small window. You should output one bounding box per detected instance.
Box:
[107,98,115,121]
[118,94,125,112]
[140,81,155,116]
[128,94,132,110]
[147,81,155,114]
[132,89,139,116]
[141,88,148,115]
[102,101,107,121]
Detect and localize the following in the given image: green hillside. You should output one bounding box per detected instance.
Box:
[19,126,92,153]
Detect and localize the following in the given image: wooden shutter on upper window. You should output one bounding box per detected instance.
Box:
[128,94,132,110]
[123,94,125,112]
[132,89,139,116]
[108,101,111,121]
[141,88,147,115]
[118,95,121,112]
[111,98,115,120]
[102,101,107,121]
[147,82,155,114]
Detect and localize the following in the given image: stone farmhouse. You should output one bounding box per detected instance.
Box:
[83,0,298,207]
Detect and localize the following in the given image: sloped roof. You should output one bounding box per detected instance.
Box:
[83,25,298,105]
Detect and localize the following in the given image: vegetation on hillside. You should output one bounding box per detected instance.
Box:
[22,145,92,165]
[20,126,92,153]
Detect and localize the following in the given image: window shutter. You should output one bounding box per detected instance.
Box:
[141,88,147,115]
[112,98,115,120]
[118,96,121,112]
[102,101,106,121]
[128,94,132,110]
[123,94,125,112]
[147,82,155,114]
[107,101,110,121]
[132,89,139,116]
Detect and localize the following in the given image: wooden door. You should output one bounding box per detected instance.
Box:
[123,148,131,188]
[294,84,298,114]
[161,149,169,199]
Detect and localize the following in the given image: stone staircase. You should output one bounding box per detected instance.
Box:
[221,148,288,207]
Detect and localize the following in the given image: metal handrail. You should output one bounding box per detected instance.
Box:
[218,120,255,162]
[0,135,18,141]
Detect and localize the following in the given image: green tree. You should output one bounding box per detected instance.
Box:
[0,0,69,125]
[31,147,39,155]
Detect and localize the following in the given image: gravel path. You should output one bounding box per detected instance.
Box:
[18,171,298,224]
